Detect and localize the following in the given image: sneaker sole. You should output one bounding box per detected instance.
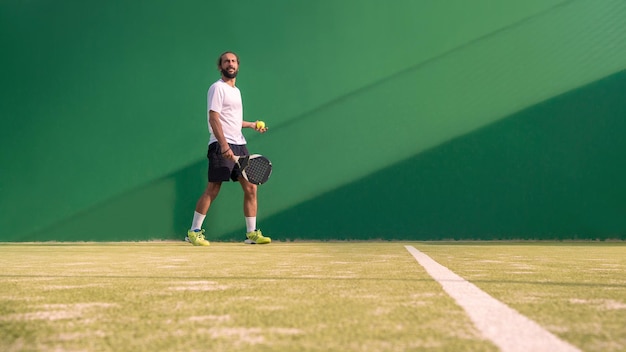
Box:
[244,239,271,244]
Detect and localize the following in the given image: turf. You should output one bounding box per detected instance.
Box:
[0,242,624,351]
[417,242,626,351]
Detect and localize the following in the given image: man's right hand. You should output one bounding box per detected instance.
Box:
[221,147,235,161]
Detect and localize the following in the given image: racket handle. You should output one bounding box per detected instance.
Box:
[233,155,250,168]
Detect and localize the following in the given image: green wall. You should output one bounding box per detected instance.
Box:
[1,0,625,241]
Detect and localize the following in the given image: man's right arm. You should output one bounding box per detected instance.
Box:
[209,110,235,161]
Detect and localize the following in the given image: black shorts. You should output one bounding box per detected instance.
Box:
[207,142,249,182]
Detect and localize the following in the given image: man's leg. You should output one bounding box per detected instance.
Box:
[240,177,257,220]
[188,182,221,246]
[196,182,222,216]
[240,177,270,244]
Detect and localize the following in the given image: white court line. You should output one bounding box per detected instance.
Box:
[405,246,580,352]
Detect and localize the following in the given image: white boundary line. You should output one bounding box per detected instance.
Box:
[405,245,580,352]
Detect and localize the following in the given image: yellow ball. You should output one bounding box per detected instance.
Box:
[256,121,266,129]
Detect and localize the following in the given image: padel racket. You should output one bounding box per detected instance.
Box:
[234,154,272,185]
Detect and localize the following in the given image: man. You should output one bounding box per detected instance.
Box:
[187,51,271,246]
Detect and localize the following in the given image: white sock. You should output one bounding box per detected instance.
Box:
[245,217,256,233]
[191,211,206,231]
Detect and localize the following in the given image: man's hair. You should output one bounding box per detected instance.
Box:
[217,51,240,67]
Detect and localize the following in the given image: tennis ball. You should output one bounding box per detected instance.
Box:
[256,121,266,129]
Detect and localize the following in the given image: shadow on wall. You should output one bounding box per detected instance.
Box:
[214,69,626,241]
[35,162,208,242]
[38,70,626,242]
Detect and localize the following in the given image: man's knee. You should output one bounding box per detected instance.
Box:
[240,181,257,197]
[206,182,222,198]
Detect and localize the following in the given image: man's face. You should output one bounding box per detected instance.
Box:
[220,53,239,78]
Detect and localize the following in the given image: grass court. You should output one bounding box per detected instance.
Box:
[0,241,624,351]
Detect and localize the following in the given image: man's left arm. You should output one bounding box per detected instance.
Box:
[243,120,268,133]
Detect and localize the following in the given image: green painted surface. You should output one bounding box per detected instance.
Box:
[1,0,625,241]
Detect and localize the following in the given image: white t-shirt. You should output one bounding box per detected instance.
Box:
[207,79,247,145]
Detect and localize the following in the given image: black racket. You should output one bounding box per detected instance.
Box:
[234,154,272,185]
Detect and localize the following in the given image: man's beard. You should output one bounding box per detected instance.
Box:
[221,68,238,78]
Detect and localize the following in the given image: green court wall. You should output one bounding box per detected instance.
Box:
[1,0,625,241]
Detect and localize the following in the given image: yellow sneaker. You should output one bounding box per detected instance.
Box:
[245,229,271,244]
[188,229,210,246]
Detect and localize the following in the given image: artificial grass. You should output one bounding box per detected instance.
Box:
[0,242,492,351]
[0,241,623,351]
[418,242,626,351]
